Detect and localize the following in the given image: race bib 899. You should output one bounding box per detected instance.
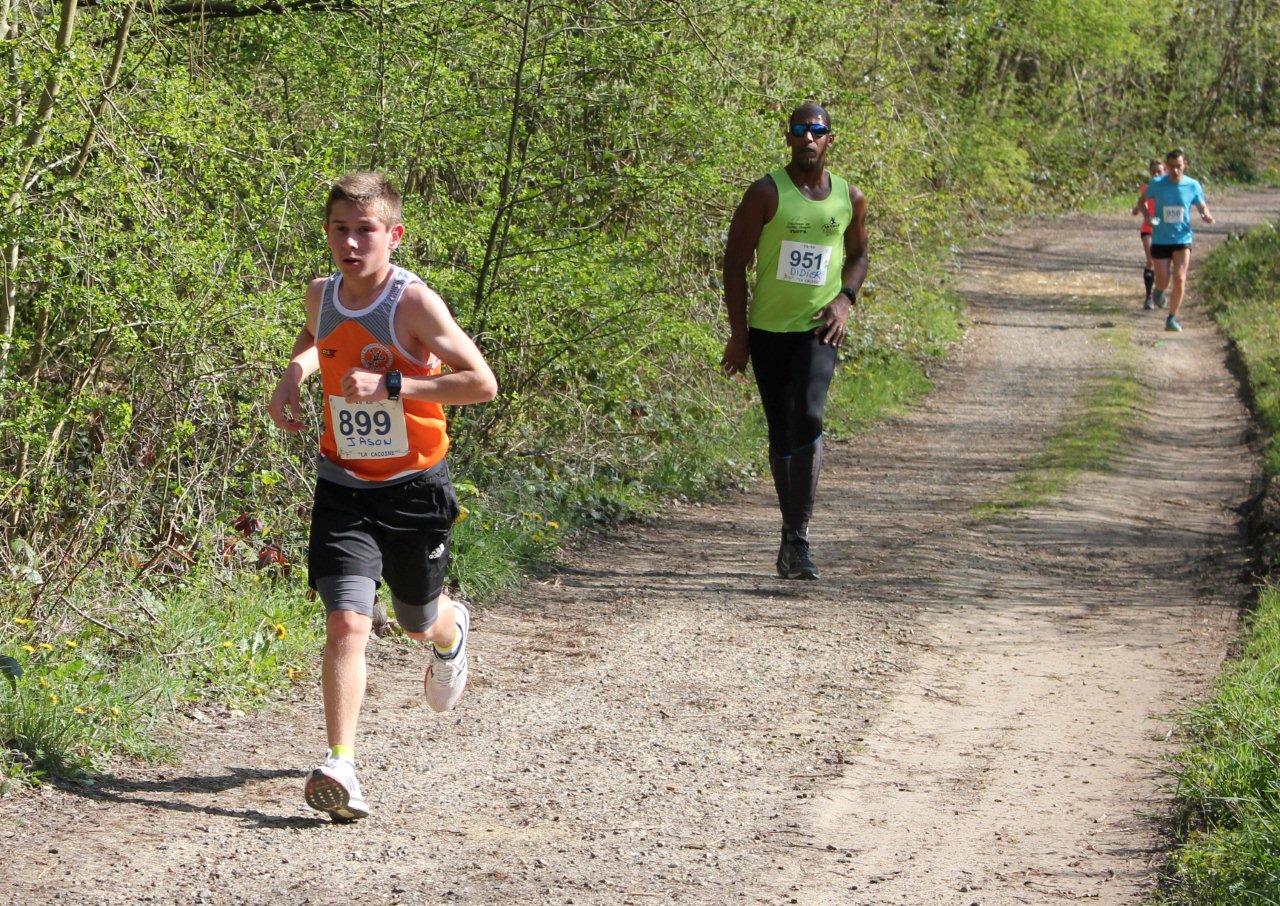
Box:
[328,395,409,459]
[777,241,833,286]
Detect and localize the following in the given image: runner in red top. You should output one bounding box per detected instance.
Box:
[1132,158,1166,309]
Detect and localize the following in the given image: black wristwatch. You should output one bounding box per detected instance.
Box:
[385,370,402,401]
[839,286,857,304]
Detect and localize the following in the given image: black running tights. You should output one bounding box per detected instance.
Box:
[748,326,837,455]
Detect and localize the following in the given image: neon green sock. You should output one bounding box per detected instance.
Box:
[432,628,461,656]
[329,744,355,761]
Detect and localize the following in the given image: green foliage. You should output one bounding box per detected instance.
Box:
[0,569,323,785]
[1201,224,1280,475]
[1162,583,1280,903]
[1,0,1278,783]
[1159,222,1280,903]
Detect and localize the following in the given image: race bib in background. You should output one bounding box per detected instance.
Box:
[328,396,409,459]
[776,241,832,286]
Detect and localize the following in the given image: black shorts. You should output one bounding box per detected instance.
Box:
[1151,243,1191,259]
[307,461,459,606]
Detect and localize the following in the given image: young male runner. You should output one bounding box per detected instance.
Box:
[269,172,497,821]
[1133,149,1214,332]
[721,102,869,580]
[1132,158,1166,309]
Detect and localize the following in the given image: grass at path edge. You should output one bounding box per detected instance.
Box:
[972,325,1143,519]
[1159,222,1280,904]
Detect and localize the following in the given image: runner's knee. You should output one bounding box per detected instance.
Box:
[318,575,377,647]
[325,610,372,650]
[766,429,791,455]
[787,413,824,452]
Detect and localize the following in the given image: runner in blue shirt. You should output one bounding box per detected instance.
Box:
[1132,148,1214,332]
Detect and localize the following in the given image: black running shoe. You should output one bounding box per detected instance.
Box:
[789,535,820,581]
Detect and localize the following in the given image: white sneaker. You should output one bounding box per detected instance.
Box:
[304,755,369,822]
[424,600,469,712]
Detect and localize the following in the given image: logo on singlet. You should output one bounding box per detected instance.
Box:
[360,343,393,372]
[823,216,839,235]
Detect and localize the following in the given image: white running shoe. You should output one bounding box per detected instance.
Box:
[424,600,470,713]
[304,755,369,822]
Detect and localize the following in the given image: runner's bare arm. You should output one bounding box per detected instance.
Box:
[721,178,773,375]
[340,283,497,405]
[269,279,325,432]
[1130,186,1149,217]
[1197,200,1215,224]
[841,185,869,295]
[812,185,869,346]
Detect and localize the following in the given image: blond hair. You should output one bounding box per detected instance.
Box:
[325,172,403,227]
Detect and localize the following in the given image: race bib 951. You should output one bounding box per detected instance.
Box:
[777,241,833,286]
[328,395,409,459]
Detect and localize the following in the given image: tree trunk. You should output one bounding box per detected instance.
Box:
[474,0,534,331]
[1,0,80,376]
[70,0,138,181]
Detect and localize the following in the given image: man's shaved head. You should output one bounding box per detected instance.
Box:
[789,102,830,127]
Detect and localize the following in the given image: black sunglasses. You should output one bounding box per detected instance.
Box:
[789,122,831,138]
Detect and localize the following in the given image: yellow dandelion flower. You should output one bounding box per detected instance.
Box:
[273,623,287,640]
[48,693,59,705]
[64,640,78,649]
[532,531,544,542]
[531,513,544,522]
[22,644,34,654]
[110,706,121,717]
[547,520,560,530]
[222,640,234,649]
[13,617,31,626]
[454,505,469,525]
[39,676,49,688]
[74,707,86,715]
[285,666,300,680]
[38,642,53,651]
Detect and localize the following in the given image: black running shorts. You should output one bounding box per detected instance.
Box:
[1150,243,1191,259]
[307,460,459,607]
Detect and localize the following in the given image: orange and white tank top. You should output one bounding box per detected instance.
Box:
[315,266,449,487]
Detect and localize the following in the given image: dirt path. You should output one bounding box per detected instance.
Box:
[5,191,1279,905]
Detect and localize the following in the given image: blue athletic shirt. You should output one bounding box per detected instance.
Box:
[1145,175,1206,246]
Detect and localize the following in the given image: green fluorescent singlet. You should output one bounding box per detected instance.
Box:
[749,167,852,334]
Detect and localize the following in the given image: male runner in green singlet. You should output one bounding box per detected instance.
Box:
[721,102,869,580]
